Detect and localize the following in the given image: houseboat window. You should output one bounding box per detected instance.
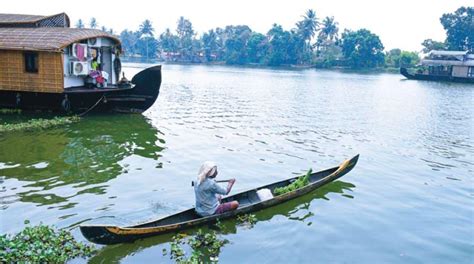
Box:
[468,67,474,77]
[24,52,39,73]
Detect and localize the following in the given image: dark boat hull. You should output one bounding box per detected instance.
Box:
[80,155,359,245]
[0,65,162,113]
[400,67,474,84]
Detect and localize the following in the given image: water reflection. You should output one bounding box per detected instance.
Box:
[88,180,355,263]
[0,115,165,209]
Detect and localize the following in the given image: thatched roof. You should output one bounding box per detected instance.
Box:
[0,13,70,28]
[0,14,45,23]
[0,27,121,52]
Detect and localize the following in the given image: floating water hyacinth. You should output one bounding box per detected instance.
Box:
[0,108,22,114]
[0,116,80,133]
[166,230,228,263]
[0,223,96,263]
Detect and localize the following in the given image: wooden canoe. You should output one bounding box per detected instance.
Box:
[80,154,359,244]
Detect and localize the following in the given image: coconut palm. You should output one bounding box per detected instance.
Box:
[295,9,320,64]
[139,19,155,38]
[89,17,98,29]
[296,9,319,43]
[75,19,84,29]
[319,16,339,42]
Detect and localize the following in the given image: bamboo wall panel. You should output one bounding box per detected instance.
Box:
[0,50,63,93]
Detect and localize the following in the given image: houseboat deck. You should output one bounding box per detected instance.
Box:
[64,85,134,94]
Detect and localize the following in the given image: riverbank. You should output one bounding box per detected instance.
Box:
[122,57,400,74]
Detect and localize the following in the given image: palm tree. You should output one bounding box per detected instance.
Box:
[89,17,98,29]
[139,19,155,37]
[297,9,319,43]
[139,19,155,61]
[319,16,339,42]
[202,29,218,61]
[295,9,320,64]
[316,16,339,56]
[75,19,84,29]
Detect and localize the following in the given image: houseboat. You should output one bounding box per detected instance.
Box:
[400,50,474,83]
[0,13,162,113]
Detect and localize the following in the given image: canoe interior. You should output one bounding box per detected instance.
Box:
[135,166,339,228]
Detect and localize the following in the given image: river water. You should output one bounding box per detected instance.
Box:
[0,64,472,263]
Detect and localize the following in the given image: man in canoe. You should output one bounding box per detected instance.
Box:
[194,161,239,216]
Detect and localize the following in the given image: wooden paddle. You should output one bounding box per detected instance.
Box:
[191,179,231,186]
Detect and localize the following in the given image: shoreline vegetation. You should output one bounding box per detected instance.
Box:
[0,115,80,133]
[123,57,402,74]
[77,7,472,70]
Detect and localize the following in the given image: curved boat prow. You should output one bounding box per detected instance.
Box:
[400,67,414,79]
[106,65,162,113]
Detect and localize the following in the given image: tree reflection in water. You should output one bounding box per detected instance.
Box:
[0,115,165,208]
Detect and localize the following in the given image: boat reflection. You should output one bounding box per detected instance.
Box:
[0,115,165,208]
[87,180,355,263]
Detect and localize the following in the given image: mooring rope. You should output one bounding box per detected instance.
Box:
[78,95,105,117]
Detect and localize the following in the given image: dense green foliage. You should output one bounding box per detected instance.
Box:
[421,6,473,53]
[74,6,473,68]
[165,230,229,263]
[0,223,96,263]
[440,6,473,52]
[385,49,420,68]
[0,116,80,133]
[341,29,385,68]
[274,169,312,196]
[421,39,446,53]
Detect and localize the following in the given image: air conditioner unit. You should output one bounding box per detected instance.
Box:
[72,43,88,60]
[88,38,101,47]
[70,61,89,76]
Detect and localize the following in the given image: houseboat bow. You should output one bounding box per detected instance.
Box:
[0,13,162,113]
[400,50,474,84]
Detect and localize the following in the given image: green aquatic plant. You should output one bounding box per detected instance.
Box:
[236,214,257,227]
[0,222,96,263]
[0,116,80,133]
[167,230,228,263]
[273,168,313,196]
[0,108,22,114]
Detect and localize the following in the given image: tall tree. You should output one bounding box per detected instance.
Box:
[421,39,446,53]
[89,17,98,29]
[266,24,297,66]
[318,17,339,44]
[160,28,179,54]
[176,17,195,61]
[341,29,385,68]
[139,19,155,37]
[295,9,319,64]
[440,6,474,51]
[222,25,252,64]
[202,29,218,61]
[316,16,339,57]
[75,19,84,29]
[247,32,268,64]
[120,30,140,56]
